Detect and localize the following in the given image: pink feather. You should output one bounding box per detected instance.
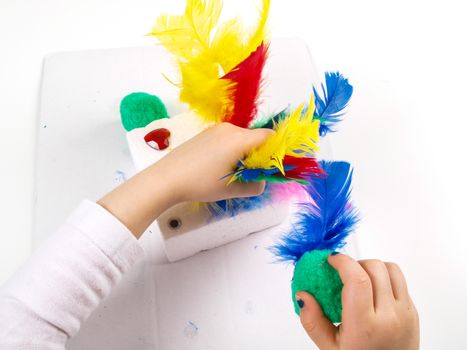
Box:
[270,182,311,203]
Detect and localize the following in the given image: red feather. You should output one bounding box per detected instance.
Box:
[222,42,268,128]
[282,156,325,182]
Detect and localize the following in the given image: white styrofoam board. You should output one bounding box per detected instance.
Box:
[125,110,290,262]
[35,38,358,349]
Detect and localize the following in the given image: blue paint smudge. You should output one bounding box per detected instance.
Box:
[183,321,199,338]
[114,170,127,184]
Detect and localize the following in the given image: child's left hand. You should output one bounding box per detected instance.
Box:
[99,123,274,237]
[157,122,274,203]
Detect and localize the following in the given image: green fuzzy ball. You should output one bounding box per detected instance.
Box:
[292,250,343,323]
[120,92,169,131]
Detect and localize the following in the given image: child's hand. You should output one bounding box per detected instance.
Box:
[99,123,273,237]
[156,122,274,203]
[295,254,419,350]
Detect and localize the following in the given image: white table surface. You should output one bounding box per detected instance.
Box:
[1,0,467,349]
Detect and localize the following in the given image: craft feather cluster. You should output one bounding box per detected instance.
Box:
[148,0,270,127]
[232,73,353,184]
[149,0,353,187]
[149,0,357,230]
[230,97,322,184]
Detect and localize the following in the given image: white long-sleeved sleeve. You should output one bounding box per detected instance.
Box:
[0,200,144,349]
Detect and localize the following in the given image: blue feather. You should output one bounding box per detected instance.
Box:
[207,183,273,218]
[313,72,353,136]
[273,160,359,263]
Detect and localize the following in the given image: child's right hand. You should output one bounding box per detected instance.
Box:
[295,254,419,350]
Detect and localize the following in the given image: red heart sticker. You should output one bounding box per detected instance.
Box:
[144,128,171,150]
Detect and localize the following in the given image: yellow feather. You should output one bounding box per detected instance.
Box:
[148,0,270,123]
[148,0,222,60]
[241,96,320,173]
[211,0,270,73]
[179,54,233,123]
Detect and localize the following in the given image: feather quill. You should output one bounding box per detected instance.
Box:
[313,72,353,136]
[273,161,359,263]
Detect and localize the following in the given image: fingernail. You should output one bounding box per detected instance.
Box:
[297,299,304,309]
[331,251,339,256]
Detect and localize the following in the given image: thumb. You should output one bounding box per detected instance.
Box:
[241,127,275,153]
[225,180,266,199]
[296,291,338,350]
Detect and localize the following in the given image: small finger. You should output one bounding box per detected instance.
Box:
[240,127,275,153]
[226,180,266,198]
[296,291,338,350]
[385,262,411,303]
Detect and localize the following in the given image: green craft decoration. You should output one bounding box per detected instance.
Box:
[292,250,343,323]
[120,92,169,131]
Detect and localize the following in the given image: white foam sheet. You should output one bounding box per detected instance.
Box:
[35,38,358,349]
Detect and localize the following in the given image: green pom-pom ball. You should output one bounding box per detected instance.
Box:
[292,250,343,323]
[120,92,169,131]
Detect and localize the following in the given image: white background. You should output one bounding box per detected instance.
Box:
[1,0,466,348]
